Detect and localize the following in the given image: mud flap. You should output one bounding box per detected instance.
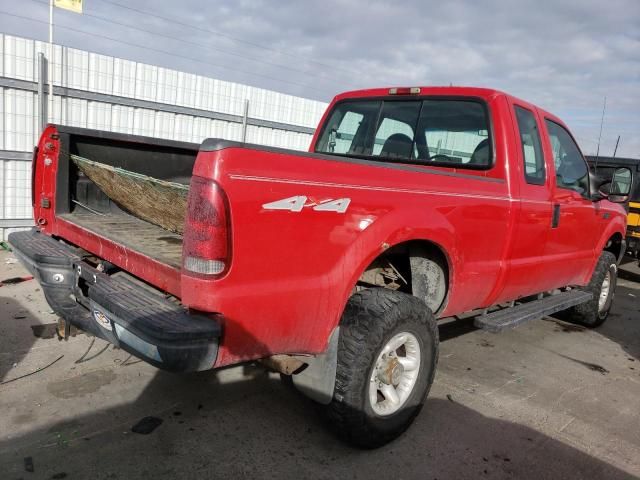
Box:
[292,327,340,404]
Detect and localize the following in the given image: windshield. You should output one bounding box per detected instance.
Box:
[315,98,492,168]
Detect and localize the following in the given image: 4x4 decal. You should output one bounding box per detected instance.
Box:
[262,196,351,213]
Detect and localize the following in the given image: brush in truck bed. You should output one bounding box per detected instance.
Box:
[71,154,189,234]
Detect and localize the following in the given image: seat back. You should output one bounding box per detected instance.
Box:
[380,133,413,159]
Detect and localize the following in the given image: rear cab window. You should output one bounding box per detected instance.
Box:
[315,97,493,170]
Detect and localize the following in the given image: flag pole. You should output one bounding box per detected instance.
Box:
[48,0,53,124]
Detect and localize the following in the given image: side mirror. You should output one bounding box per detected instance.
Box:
[597,167,633,204]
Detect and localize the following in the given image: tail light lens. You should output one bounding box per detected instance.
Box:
[182,176,231,277]
[31,146,39,207]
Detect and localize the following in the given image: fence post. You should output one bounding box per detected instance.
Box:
[37,52,47,134]
[241,99,249,142]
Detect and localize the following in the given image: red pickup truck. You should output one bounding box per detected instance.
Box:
[9,86,632,448]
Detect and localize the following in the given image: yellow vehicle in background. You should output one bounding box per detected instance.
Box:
[587,155,640,264]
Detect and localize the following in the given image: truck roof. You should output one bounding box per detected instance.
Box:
[331,86,564,126]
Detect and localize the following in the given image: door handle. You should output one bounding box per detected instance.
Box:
[552,204,560,228]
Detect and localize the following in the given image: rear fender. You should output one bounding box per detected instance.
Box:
[322,205,457,343]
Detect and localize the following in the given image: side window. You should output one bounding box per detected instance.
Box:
[545,120,589,196]
[514,106,545,185]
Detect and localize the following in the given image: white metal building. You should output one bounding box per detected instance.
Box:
[0,33,329,240]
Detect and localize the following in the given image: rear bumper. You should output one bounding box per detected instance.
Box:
[8,228,221,372]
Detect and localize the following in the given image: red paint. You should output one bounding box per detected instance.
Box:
[32,88,627,369]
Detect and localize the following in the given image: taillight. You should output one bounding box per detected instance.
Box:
[31,146,39,207]
[182,176,231,277]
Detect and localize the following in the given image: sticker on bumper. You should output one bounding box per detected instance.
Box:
[93,309,113,331]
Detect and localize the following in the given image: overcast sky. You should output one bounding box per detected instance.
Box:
[1,0,638,157]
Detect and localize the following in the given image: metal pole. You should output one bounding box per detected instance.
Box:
[595,96,606,158]
[241,99,249,142]
[612,135,620,158]
[48,0,54,125]
[37,52,47,133]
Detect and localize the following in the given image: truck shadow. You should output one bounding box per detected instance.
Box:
[619,268,640,283]
[619,256,640,283]
[438,316,476,341]
[0,368,634,479]
[594,283,640,361]
[0,296,42,383]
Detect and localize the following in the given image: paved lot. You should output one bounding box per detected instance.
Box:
[0,248,639,479]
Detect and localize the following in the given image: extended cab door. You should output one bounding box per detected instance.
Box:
[497,103,554,301]
[541,118,599,287]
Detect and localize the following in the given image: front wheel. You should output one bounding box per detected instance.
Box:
[325,288,439,448]
[566,251,618,328]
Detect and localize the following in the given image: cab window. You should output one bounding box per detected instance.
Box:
[545,119,589,196]
[514,106,545,185]
[315,98,492,169]
[373,117,416,157]
[332,111,364,154]
[319,101,379,155]
[418,100,490,166]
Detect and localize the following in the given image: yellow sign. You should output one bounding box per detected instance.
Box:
[54,0,83,14]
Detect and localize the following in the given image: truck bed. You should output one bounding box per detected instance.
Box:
[59,211,183,269]
[46,126,199,272]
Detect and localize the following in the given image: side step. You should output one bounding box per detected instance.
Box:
[474,290,593,333]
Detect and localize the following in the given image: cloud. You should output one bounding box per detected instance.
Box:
[2,0,638,156]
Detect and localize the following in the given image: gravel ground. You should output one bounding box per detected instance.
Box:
[0,248,639,479]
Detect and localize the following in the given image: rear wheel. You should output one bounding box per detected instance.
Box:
[325,288,438,448]
[566,251,618,328]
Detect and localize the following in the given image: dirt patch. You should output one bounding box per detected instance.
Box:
[559,354,609,375]
[12,413,34,425]
[555,323,586,333]
[544,318,586,333]
[47,370,117,399]
[31,323,59,339]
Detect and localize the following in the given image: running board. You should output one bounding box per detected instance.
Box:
[474,290,593,333]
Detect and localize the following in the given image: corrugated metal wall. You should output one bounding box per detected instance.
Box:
[0,34,329,240]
